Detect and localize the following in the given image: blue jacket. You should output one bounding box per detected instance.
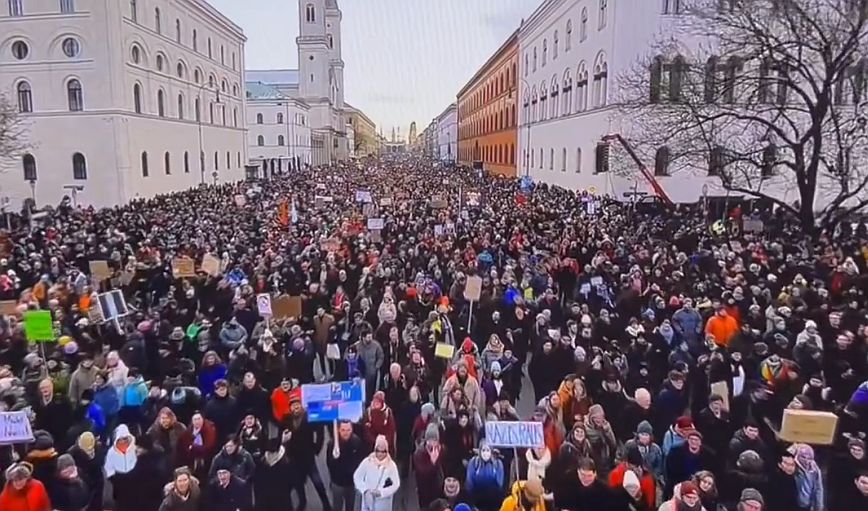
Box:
[672,307,703,345]
[662,427,686,459]
[87,402,107,435]
[121,377,148,407]
[465,456,504,493]
[94,383,120,418]
[198,364,228,398]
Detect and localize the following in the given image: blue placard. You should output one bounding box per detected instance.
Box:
[301,379,366,423]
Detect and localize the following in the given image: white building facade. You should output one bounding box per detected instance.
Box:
[246,80,311,177]
[518,0,722,202]
[0,0,247,208]
[436,103,458,163]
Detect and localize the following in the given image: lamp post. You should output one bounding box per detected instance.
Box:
[196,84,221,185]
[519,77,532,177]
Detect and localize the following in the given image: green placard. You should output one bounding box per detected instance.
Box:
[24,311,54,342]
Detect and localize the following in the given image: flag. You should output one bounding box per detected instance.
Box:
[290,198,298,225]
[276,201,289,227]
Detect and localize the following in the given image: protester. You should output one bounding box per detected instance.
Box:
[353,435,400,511]
[0,462,52,511]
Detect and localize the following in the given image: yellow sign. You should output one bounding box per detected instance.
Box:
[434,342,455,359]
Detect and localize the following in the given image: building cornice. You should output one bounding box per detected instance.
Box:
[520,0,565,39]
[457,29,519,98]
[188,0,247,41]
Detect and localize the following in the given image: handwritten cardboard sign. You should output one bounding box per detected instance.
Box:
[464,275,482,302]
[434,342,455,359]
[201,254,221,277]
[484,421,544,448]
[780,409,838,445]
[0,300,19,316]
[172,257,196,278]
[0,411,34,445]
[89,260,112,281]
[273,295,301,320]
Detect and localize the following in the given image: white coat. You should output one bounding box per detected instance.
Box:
[353,455,400,511]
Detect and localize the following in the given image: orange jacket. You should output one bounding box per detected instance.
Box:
[608,462,655,509]
[0,480,52,511]
[705,314,739,347]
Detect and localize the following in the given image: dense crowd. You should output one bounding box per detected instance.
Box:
[0,156,866,511]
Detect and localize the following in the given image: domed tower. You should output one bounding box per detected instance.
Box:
[409,122,418,145]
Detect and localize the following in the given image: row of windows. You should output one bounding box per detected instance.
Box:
[8,36,80,61]
[21,152,86,181]
[139,150,241,177]
[462,60,518,114]
[524,1,608,77]
[459,106,517,139]
[255,112,307,125]
[129,44,239,98]
[522,56,609,123]
[7,0,74,16]
[129,0,237,71]
[257,135,287,146]
[458,143,516,166]
[15,79,82,113]
[132,83,238,127]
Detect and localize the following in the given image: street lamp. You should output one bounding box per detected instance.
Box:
[519,77,532,177]
[196,83,221,185]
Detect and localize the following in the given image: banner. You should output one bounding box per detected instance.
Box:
[0,411,34,445]
[24,310,53,342]
[484,421,544,448]
[302,379,365,423]
[367,218,384,230]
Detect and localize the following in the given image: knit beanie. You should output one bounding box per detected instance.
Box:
[740,487,765,506]
[636,420,653,436]
[56,453,76,473]
[424,423,440,442]
[737,450,764,472]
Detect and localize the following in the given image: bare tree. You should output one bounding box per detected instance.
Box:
[615,0,868,233]
[0,92,27,173]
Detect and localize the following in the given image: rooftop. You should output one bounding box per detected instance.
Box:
[245,82,286,100]
[245,69,300,86]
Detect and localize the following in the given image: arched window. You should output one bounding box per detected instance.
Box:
[184,151,190,173]
[550,148,554,170]
[762,144,777,177]
[328,34,334,49]
[580,8,588,41]
[654,146,670,176]
[553,31,559,59]
[669,56,685,102]
[256,113,263,124]
[22,154,36,181]
[175,19,181,43]
[176,62,184,78]
[542,39,547,66]
[192,29,198,51]
[17,81,32,113]
[133,84,142,113]
[598,0,608,29]
[214,151,218,170]
[177,94,184,119]
[156,54,164,72]
[130,0,137,22]
[566,20,572,51]
[233,108,238,127]
[67,79,83,111]
[131,45,141,64]
[305,3,315,23]
[154,7,161,34]
[575,147,582,173]
[257,136,265,146]
[195,98,201,121]
[194,69,201,84]
[157,89,165,117]
[277,112,284,124]
[278,135,285,146]
[593,53,608,107]
[577,62,589,112]
[164,152,171,175]
[141,151,149,177]
[709,145,726,176]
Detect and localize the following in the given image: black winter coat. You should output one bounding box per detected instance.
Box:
[207,476,253,511]
[254,455,293,511]
[48,477,90,511]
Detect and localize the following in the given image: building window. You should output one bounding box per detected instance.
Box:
[542,39,547,67]
[233,108,238,127]
[67,79,83,111]
[576,148,582,173]
[539,148,543,169]
[184,151,190,173]
[214,151,218,170]
[164,152,171,174]
[177,62,185,78]
[226,151,230,169]
[277,113,284,124]
[762,144,777,177]
[599,0,608,29]
[663,0,683,14]
[562,148,567,171]
[194,69,201,84]
[208,38,212,58]
[156,54,164,72]
[566,20,572,51]
[595,143,610,173]
[141,152,149,177]
[549,148,554,170]
[305,3,315,22]
[193,30,198,51]
[593,53,608,107]
[133,84,142,113]
[524,53,529,76]
[60,37,81,58]
[256,113,263,124]
[709,145,727,175]
[328,34,334,49]
[154,7,161,34]
[177,94,184,119]
[221,106,226,125]
[130,0,136,22]
[8,0,22,16]
[11,40,28,60]
[72,152,87,179]
[232,53,236,70]
[17,81,32,113]
[22,154,36,181]
[176,19,181,43]
[654,146,670,176]
[209,102,214,123]
[257,136,265,146]
[157,90,165,116]
[580,8,588,41]
[237,153,241,167]
[553,31,559,59]
[221,45,225,65]
[195,98,201,121]
[131,45,141,64]
[533,47,537,71]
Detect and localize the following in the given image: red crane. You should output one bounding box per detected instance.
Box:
[601,134,674,206]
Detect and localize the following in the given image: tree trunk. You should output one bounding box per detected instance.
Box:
[799,201,817,239]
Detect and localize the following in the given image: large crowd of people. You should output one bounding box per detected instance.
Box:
[0,156,866,511]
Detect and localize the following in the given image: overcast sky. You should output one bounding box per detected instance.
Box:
[208,0,538,134]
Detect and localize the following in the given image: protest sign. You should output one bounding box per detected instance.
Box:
[0,411,34,445]
[172,257,196,278]
[431,197,448,209]
[464,275,482,302]
[434,342,455,359]
[234,194,246,207]
[0,300,18,316]
[24,310,53,342]
[434,224,445,237]
[780,409,838,445]
[466,192,480,207]
[302,380,365,423]
[97,290,128,321]
[201,254,221,277]
[380,197,393,206]
[362,203,376,217]
[88,302,105,324]
[367,218,384,230]
[710,381,730,411]
[256,294,273,316]
[743,219,764,233]
[484,421,544,448]
[320,237,341,252]
[355,190,373,203]
[272,295,302,320]
[89,260,112,281]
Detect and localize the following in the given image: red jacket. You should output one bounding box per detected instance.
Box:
[177,420,218,468]
[608,462,655,509]
[0,480,52,511]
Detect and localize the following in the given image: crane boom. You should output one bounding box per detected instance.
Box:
[601,134,673,206]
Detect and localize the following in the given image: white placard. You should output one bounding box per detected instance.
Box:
[257,294,273,316]
[0,411,34,445]
[367,218,385,230]
[484,421,544,448]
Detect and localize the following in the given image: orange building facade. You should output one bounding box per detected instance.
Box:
[457,30,519,178]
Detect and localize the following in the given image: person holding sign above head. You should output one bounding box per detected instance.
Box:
[327,420,366,511]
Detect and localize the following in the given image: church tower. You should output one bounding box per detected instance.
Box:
[325,0,344,110]
[297,1,329,101]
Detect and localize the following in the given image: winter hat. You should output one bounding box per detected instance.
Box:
[169,327,185,340]
[636,420,653,436]
[740,488,765,506]
[737,450,764,472]
[4,462,32,481]
[625,445,644,467]
[522,479,544,501]
[622,469,641,491]
[372,391,386,409]
[675,416,694,430]
[454,505,472,511]
[374,434,389,452]
[77,432,96,452]
[679,481,699,497]
[137,320,151,333]
[32,430,54,451]
[421,402,436,419]
[424,423,440,442]
[56,453,76,472]
[792,394,813,410]
[63,341,79,355]
[687,430,703,441]
[490,361,502,374]
[587,404,605,421]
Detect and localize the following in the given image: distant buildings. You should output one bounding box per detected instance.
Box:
[436,103,458,163]
[245,77,311,176]
[346,103,378,156]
